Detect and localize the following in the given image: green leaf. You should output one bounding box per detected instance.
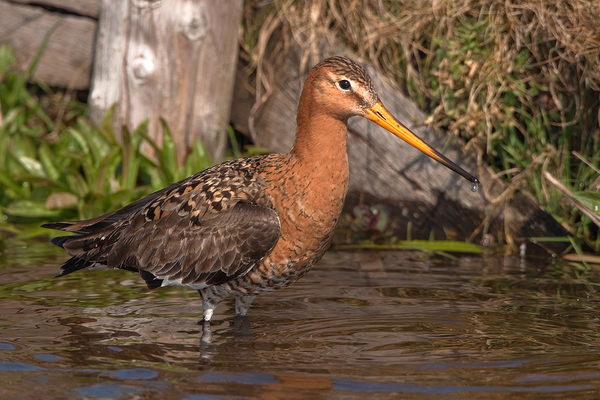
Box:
[67,127,89,154]
[131,120,148,149]
[227,125,241,159]
[16,155,47,178]
[185,139,212,176]
[0,170,22,193]
[66,169,89,198]
[30,102,54,132]
[121,125,141,191]
[83,123,111,165]
[336,240,483,253]
[98,105,117,146]
[103,150,123,193]
[94,154,110,194]
[5,199,63,218]
[38,143,60,181]
[568,236,590,270]
[159,118,177,182]
[9,132,37,158]
[571,191,600,216]
[16,226,56,240]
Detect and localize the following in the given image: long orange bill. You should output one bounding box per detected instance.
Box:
[365,102,480,187]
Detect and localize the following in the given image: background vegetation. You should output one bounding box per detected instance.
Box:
[0,44,266,237]
[1,0,599,252]
[241,0,600,251]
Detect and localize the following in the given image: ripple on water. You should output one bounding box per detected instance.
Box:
[33,354,63,362]
[2,242,600,398]
[0,361,45,372]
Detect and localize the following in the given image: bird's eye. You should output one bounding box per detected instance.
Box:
[338,79,352,90]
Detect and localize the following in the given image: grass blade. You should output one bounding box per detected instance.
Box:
[159,118,178,182]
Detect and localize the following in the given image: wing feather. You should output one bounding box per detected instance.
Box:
[124,202,280,286]
[44,156,281,289]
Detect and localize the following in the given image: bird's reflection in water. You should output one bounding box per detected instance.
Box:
[199,316,256,361]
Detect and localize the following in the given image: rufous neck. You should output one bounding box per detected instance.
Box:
[290,78,349,164]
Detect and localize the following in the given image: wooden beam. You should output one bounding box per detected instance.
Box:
[88,0,243,165]
[0,1,97,89]
[8,0,100,18]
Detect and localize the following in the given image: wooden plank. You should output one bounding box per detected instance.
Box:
[89,0,243,164]
[8,0,101,18]
[0,1,96,89]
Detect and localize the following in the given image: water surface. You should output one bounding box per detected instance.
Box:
[1,237,599,399]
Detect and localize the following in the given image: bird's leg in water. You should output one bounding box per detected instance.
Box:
[198,289,226,322]
[235,295,256,316]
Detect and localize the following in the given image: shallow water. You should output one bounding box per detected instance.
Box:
[1,237,600,399]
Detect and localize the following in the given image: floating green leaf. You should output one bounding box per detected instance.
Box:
[336,240,483,254]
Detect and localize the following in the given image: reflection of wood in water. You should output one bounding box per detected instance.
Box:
[267,374,333,398]
[354,252,387,279]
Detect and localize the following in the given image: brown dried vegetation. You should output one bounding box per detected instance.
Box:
[242,0,600,249]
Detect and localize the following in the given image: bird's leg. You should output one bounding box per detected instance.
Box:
[235,295,256,316]
[198,288,226,322]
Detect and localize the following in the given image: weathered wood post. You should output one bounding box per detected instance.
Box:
[89,0,243,164]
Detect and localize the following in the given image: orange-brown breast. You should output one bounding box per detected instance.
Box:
[235,114,351,291]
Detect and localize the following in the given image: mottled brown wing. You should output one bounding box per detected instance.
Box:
[107,201,280,287]
[48,155,281,287]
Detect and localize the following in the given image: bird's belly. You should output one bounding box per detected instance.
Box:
[221,258,316,296]
[218,226,335,296]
